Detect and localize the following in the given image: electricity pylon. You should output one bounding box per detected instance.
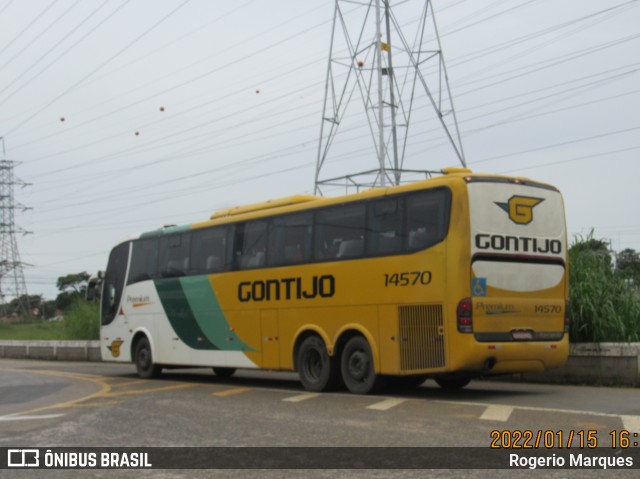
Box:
[0,138,31,318]
[314,0,465,195]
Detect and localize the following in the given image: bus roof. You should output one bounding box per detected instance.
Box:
[131,169,558,238]
[210,195,321,220]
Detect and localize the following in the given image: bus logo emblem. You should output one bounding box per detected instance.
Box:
[108,340,124,358]
[495,196,544,225]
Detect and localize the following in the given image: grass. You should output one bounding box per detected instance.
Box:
[0,299,100,341]
[0,320,65,340]
[569,234,640,342]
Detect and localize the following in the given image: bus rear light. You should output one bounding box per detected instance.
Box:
[564,300,570,333]
[457,297,473,333]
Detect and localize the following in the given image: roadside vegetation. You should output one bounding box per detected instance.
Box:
[569,233,640,342]
[0,320,65,340]
[0,272,100,341]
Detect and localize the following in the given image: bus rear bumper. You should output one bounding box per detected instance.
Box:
[456,340,569,375]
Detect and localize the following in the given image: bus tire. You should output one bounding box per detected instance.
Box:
[212,367,236,378]
[341,336,383,394]
[134,337,162,379]
[435,377,471,390]
[297,336,340,392]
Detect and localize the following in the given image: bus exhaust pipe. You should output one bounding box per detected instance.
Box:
[484,357,497,371]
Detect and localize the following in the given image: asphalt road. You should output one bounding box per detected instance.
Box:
[1,358,639,479]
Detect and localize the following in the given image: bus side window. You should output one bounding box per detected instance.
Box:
[101,242,129,325]
[367,198,403,256]
[128,238,159,284]
[406,189,450,251]
[268,213,312,266]
[236,221,268,269]
[315,203,366,261]
[190,226,228,274]
[159,234,191,277]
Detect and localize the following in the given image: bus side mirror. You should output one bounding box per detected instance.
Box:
[86,272,103,301]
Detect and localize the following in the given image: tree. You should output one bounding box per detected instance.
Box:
[56,272,90,294]
[1,294,43,319]
[55,272,90,311]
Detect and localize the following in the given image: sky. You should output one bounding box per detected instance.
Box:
[0,0,638,302]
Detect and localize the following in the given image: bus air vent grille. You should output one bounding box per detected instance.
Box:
[398,304,445,371]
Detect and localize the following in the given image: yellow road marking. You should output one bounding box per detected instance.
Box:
[212,387,252,397]
[0,369,111,416]
[105,383,196,397]
[109,379,151,388]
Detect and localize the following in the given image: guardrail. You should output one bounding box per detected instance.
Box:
[519,342,640,386]
[0,340,100,362]
[0,340,638,386]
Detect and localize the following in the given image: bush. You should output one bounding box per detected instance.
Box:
[62,299,100,340]
[569,234,640,342]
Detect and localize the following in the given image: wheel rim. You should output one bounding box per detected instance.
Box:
[347,350,369,382]
[138,348,150,371]
[304,349,322,382]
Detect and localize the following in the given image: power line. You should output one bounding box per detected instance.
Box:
[3,0,193,137]
[0,0,115,103]
[0,0,83,75]
[0,0,58,58]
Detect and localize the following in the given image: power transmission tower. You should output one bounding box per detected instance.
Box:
[314,0,465,195]
[0,138,31,318]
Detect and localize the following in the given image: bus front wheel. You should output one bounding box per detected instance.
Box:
[134,337,162,379]
[297,336,340,392]
[341,336,383,394]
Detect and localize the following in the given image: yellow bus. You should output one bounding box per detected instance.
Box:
[89,168,569,394]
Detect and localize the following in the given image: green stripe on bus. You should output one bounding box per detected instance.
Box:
[140,224,191,239]
[154,278,218,350]
[180,276,255,352]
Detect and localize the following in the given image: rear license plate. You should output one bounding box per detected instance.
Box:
[511,330,534,340]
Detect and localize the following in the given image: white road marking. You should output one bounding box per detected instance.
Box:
[480,405,513,421]
[282,393,321,403]
[366,398,408,411]
[621,415,640,433]
[0,413,65,422]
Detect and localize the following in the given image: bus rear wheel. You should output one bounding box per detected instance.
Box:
[341,336,383,394]
[212,367,236,378]
[297,336,340,392]
[134,337,162,379]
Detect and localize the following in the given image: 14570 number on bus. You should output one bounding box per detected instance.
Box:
[384,271,432,287]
